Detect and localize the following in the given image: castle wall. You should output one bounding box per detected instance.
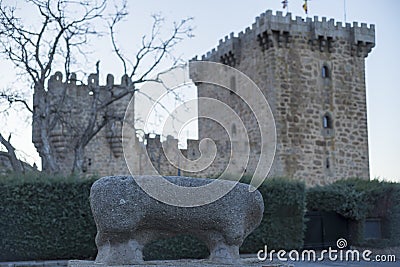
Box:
[192,11,374,186]
[34,10,374,186]
[32,72,133,176]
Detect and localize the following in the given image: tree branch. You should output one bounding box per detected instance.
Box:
[0,90,33,113]
[0,133,23,174]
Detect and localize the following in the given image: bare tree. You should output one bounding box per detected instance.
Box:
[0,0,107,173]
[0,0,193,174]
[0,88,33,173]
[0,133,23,174]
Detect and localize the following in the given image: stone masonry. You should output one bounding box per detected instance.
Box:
[32,72,134,175]
[192,10,375,186]
[33,10,375,186]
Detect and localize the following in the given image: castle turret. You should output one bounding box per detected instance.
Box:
[33,72,135,175]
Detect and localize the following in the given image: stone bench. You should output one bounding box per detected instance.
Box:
[90,176,264,265]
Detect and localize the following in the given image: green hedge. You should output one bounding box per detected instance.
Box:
[306,181,367,220]
[3,174,398,261]
[0,173,97,261]
[0,174,307,261]
[144,235,209,261]
[240,178,306,252]
[307,179,400,247]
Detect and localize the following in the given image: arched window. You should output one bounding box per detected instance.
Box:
[323,114,333,129]
[322,65,329,78]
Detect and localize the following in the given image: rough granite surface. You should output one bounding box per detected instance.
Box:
[90,176,264,266]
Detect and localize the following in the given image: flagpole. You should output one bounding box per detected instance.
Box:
[282,0,289,14]
[303,0,308,18]
[343,0,347,22]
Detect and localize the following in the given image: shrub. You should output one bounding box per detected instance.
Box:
[306,182,367,220]
[306,178,400,247]
[240,177,306,253]
[0,173,98,261]
[144,235,209,261]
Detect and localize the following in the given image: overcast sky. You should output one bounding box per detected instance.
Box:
[0,0,399,181]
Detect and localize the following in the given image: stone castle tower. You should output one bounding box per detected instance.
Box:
[33,10,375,186]
[192,10,375,185]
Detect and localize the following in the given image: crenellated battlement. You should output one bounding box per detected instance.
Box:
[33,70,135,167]
[48,71,133,91]
[193,10,375,64]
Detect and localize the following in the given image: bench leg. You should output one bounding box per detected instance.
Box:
[200,232,241,264]
[95,232,144,265]
[209,241,240,263]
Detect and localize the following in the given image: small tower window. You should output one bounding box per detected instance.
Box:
[326,158,330,169]
[323,114,333,129]
[322,66,329,78]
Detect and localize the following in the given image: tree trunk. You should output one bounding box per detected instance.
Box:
[33,82,60,174]
[40,125,60,173]
[72,144,85,175]
[0,133,23,174]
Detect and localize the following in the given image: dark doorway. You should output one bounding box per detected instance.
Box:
[303,211,349,248]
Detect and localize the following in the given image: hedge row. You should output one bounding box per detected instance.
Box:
[240,177,306,252]
[307,179,400,247]
[0,174,97,261]
[2,174,398,261]
[0,174,306,261]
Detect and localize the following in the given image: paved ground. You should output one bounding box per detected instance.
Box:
[279,260,399,267]
[2,259,397,267]
[1,251,398,267]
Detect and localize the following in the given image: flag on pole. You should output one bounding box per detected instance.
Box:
[282,0,288,9]
[303,0,308,14]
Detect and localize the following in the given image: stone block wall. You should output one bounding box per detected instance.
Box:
[32,72,133,175]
